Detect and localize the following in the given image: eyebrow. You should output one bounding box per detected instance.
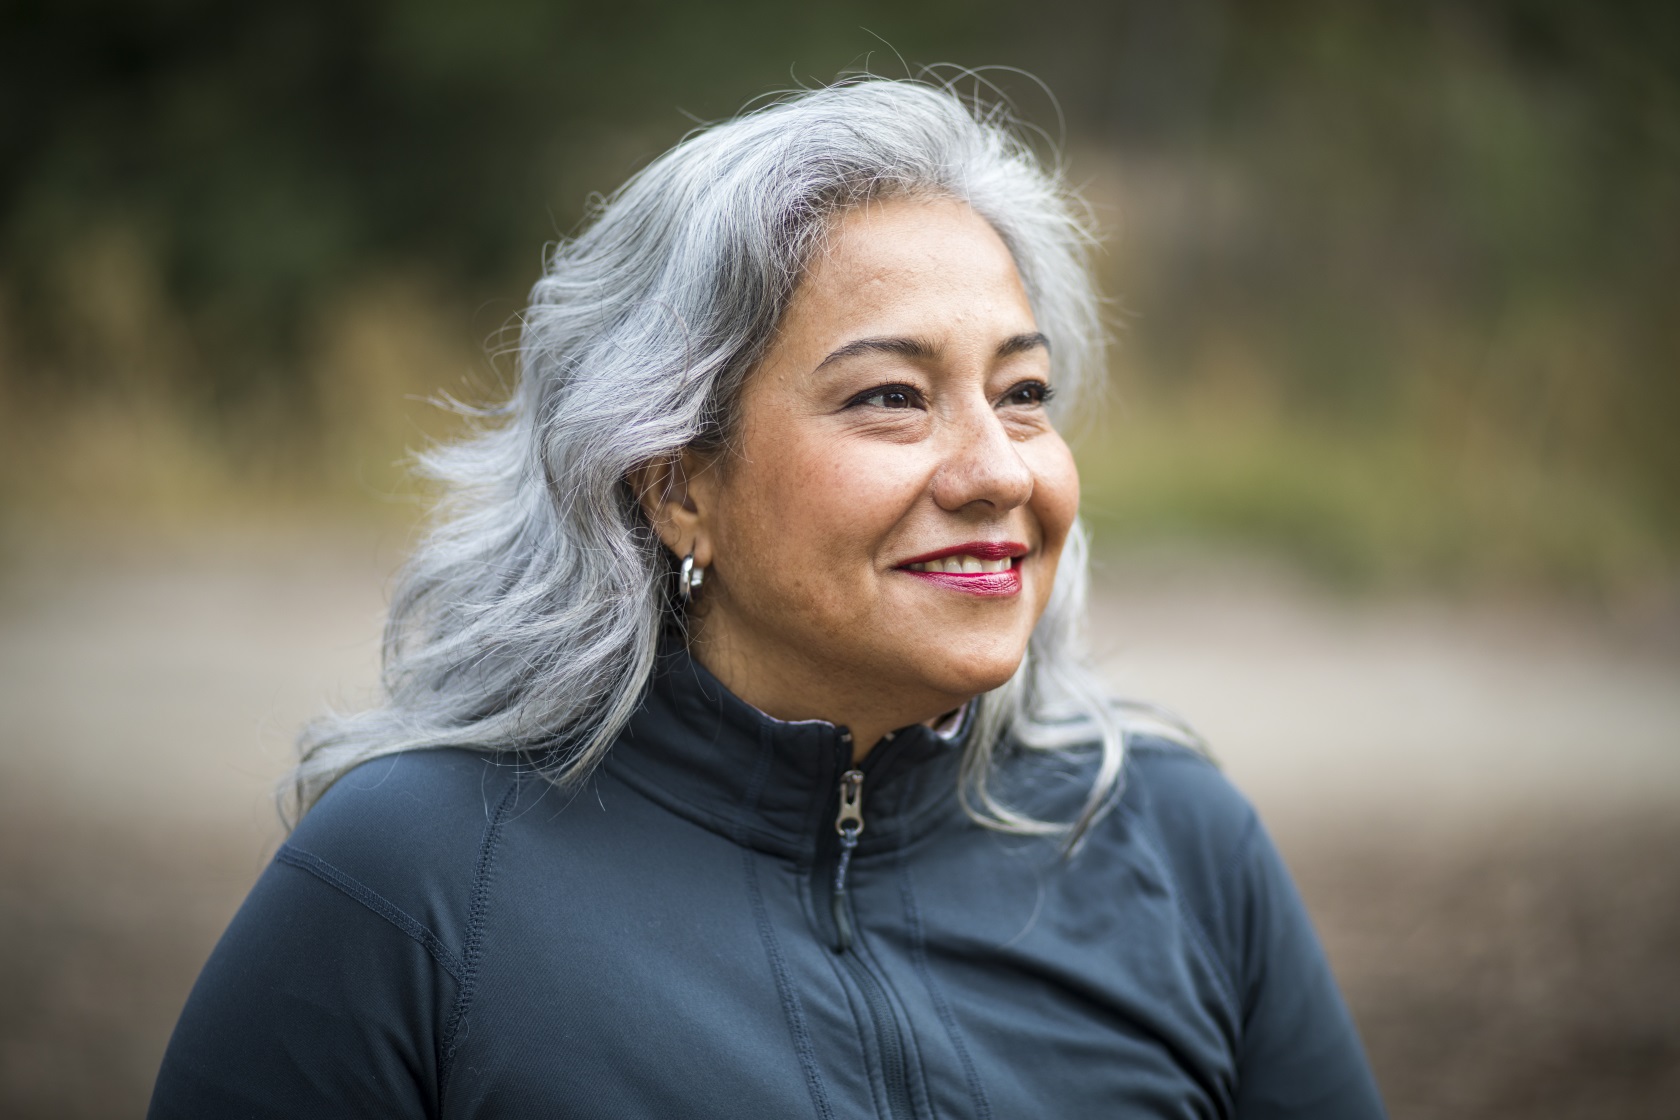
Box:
[814,331,1049,373]
[998,331,1051,358]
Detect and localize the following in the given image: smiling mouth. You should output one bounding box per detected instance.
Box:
[895,542,1028,596]
[904,554,1015,574]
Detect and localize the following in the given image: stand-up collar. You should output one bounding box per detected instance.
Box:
[602,642,968,861]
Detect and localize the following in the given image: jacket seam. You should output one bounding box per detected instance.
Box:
[1128,807,1243,1015]
[1215,811,1263,1019]
[275,844,467,983]
[829,956,895,1119]
[439,774,523,1102]
[851,901,939,1120]
[737,725,836,1120]
[1121,746,1254,1016]
[744,850,837,1120]
[896,851,993,1120]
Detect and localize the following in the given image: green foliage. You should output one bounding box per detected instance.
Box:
[1076,403,1670,595]
[1,0,1674,590]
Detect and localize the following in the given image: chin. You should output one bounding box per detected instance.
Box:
[913,636,1027,701]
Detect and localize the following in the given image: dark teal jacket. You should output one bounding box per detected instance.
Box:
[150,647,1385,1118]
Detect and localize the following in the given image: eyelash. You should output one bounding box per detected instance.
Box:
[852,383,924,410]
[847,380,1055,411]
[1004,381,1055,407]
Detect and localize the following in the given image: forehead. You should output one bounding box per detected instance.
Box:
[783,196,1036,341]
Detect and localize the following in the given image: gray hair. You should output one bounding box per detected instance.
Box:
[292,77,1133,847]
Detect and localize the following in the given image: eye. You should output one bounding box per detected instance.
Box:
[851,384,924,410]
[1000,380,1055,408]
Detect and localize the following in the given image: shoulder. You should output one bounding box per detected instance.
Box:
[152,749,530,1109]
[284,747,539,912]
[1108,753,1383,1112]
[1119,734,1260,865]
[1002,722,1258,865]
[1102,735,1268,943]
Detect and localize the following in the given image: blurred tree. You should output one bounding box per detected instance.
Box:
[1,0,1674,586]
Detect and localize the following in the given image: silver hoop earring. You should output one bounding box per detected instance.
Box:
[678,552,705,603]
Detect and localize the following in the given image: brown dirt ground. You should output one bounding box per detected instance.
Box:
[2,524,1676,1118]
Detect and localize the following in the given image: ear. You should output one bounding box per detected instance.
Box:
[628,450,716,568]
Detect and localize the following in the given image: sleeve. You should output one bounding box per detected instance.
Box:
[1230,818,1387,1120]
[147,847,459,1119]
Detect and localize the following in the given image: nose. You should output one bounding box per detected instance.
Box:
[929,400,1034,513]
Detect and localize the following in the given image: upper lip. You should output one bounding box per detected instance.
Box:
[896,540,1030,567]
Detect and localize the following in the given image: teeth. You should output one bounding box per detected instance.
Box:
[907,555,1015,574]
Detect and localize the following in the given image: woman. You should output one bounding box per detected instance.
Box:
[150,79,1385,1118]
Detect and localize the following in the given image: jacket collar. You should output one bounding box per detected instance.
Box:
[602,641,968,860]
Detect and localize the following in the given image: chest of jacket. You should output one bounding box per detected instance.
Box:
[440,767,1239,1119]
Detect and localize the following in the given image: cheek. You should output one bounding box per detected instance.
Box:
[1029,437,1081,552]
[716,436,915,603]
[1022,439,1080,617]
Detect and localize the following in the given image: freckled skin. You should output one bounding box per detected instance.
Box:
[638,197,1080,759]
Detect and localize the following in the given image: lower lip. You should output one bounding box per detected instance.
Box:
[899,567,1022,597]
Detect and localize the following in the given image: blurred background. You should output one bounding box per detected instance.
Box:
[1,0,1676,1116]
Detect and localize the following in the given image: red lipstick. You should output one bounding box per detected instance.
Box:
[896,541,1029,565]
[895,541,1028,598]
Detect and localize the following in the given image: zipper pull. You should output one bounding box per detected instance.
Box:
[835,768,865,841]
[831,767,865,952]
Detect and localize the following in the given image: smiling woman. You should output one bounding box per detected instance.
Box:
[149,78,1386,1119]
[635,197,1081,757]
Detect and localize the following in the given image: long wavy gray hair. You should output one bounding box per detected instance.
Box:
[292,77,1137,845]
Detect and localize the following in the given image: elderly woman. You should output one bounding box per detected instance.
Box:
[150,79,1385,1118]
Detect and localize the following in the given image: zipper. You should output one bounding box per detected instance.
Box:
[825,730,918,1120]
[831,767,864,951]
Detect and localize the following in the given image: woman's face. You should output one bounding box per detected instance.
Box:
[653,196,1080,738]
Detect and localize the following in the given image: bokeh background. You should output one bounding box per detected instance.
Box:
[2,1,1677,1116]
